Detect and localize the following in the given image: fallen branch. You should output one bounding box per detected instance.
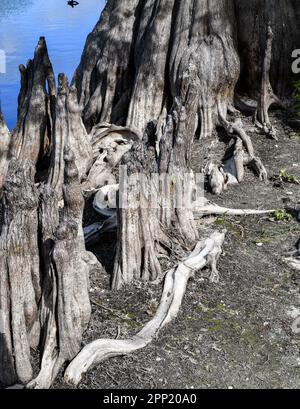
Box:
[194,201,275,218]
[64,231,226,386]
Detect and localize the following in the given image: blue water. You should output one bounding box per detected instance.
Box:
[0,0,104,129]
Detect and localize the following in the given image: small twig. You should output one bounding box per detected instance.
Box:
[90,299,124,319]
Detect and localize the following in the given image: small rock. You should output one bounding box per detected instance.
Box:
[256,242,263,247]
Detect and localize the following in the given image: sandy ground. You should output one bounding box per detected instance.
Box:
[53,110,300,389]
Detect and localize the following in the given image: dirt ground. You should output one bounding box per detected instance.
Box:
[54,110,300,390]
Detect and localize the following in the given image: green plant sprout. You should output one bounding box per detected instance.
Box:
[279,169,299,184]
[273,209,292,222]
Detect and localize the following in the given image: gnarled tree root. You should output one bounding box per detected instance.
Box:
[207,101,268,195]
[64,230,226,386]
[254,25,284,140]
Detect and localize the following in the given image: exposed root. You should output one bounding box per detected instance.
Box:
[254,25,284,139]
[207,100,268,195]
[64,230,226,386]
[245,155,268,182]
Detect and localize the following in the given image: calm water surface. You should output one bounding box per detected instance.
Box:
[0,0,104,129]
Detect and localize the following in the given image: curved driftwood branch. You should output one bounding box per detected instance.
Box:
[64,231,226,386]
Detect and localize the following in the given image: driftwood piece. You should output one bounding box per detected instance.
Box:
[194,200,275,218]
[64,231,226,386]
